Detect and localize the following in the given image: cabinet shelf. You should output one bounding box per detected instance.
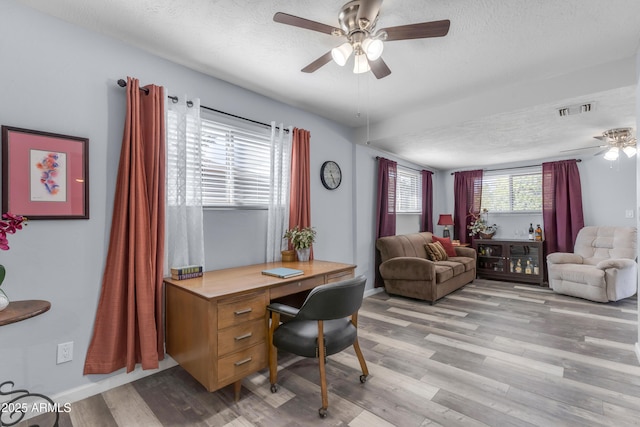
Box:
[473,239,545,286]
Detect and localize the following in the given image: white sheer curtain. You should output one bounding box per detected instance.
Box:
[166,95,205,270]
[266,122,293,262]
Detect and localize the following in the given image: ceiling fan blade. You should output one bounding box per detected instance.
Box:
[560,145,606,153]
[273,12,341,36]
[368,57,391,79]
[301,51,333,73]
[593,148,608,156]
[381,19,450,41]
[357,0,383,30]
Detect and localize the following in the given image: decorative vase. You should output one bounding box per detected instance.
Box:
[0,288,8,311]
[281,250,296,262]
[296,248,311,262]
[479,232,495,239]
[0,265,7,311]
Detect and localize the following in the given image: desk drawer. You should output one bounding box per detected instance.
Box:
[269,275,325,300]
[326,269,354,283]
[217,342,267,385]
[218,318,266,357]
[218,291,267,329]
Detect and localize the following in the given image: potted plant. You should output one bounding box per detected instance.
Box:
[283,226,316,262]
[467,209,498,239]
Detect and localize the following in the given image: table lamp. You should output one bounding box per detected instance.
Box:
[437,214,454,238]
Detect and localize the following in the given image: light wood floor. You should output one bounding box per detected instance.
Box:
[26,279,640,426]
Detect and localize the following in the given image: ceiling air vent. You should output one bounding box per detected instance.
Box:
[557,102,595,117]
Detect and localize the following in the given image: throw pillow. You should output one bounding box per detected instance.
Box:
[432,235,457,257]
[425,241,448,261]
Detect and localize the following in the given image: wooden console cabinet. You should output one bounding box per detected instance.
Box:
[472,239,545,285]
[164,260,355,396]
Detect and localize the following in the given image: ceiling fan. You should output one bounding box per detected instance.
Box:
[273,0,450,79]
[562,128,637,160]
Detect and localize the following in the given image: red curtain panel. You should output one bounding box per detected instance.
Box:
[84,77,166,374]
[453,170,483,244]
[375,157,397,287]
[421,170,433,232]
[289,128,312,258]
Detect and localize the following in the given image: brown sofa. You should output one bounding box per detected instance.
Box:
[376,232,476,304]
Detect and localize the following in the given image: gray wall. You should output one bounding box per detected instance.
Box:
[0,0,360,399]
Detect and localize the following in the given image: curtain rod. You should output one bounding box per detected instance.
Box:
[450,159,582,175]
[117,79,289,133]
[375,156,434,173]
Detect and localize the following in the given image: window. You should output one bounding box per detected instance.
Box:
[200,113,272,208]
[481,167,542,213]
[396,167,422,213]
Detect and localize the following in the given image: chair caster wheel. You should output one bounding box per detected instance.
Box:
[318,407,328,418]
[270,384,278,393]
[360,375,368,383]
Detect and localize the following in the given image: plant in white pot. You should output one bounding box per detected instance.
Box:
[283,226,316,262]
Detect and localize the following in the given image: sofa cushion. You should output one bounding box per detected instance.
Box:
[448,256,475,272]
[434,264,454,283]
[436,260,465,276]
[432,235,457,257]
[425,242,448,261]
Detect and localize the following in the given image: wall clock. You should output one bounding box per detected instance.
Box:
[320,160,342,190]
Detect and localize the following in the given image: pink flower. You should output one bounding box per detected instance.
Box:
[0,213,27,250]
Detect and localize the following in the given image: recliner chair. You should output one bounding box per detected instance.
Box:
[267,275,369,418]
[546,226,637,302]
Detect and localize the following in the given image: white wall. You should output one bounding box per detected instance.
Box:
[0,0,357,400]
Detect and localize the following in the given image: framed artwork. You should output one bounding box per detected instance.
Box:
[2,126,89,220]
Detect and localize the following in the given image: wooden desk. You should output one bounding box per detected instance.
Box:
[164,260,355,395]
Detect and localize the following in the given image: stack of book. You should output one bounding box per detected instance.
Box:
[171,265,203,280]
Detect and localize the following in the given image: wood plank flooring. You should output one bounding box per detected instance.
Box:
[24,279,640,426]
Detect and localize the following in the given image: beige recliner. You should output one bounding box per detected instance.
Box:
[546,226,637,302]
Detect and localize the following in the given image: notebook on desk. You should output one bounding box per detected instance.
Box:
[261,267,304,279]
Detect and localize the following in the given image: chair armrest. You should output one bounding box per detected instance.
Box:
[454,247,476,259]
[267,303,299,318]
[547,252,583,264]
[379,257,436,280]
[596,259,637,270]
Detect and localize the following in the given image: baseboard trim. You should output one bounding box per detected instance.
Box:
[364,287,385,298]
[635,342,640,365]
[52,357,178,405]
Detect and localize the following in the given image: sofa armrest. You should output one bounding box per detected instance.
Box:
[547,252,583,264]
[379,257,436,281]
[596,259,637,270]
[454,246,476,259]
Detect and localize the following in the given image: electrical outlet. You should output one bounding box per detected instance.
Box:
[625,209,634,219]
[57,342,73,364]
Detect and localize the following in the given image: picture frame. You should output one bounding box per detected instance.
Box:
[2,126,89,220]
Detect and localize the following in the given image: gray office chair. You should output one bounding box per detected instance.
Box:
[267,275,369,418]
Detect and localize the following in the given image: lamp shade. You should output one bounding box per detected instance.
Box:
[353,53,370,74]
[604,147,619,161]
[437,214,454,226]
[331,42,353,66]
[362,38,384,61]
[623,145,637,158]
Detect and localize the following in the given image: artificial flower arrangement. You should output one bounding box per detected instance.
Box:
[0,212,28,311]
[467,208,498,237]
[283,225,316,250]
[0,212,28,250]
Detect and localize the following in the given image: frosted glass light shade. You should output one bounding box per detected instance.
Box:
[362,38,384,60]
[353,53,370,74]
[331,42,353,66]
[623,145,637,158]
[603,147,619,161]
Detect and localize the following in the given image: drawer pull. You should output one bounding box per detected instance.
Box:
[234,357,252,366]
[234,332,253,341]
[234,308,252,315]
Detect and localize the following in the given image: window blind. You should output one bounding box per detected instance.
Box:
[200,114,272,208]
[396,167,422,213]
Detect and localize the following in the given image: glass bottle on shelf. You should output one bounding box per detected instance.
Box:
[533,263,539,275]
[528,223,534,240]
[515,259,522,273]
[525,259,532,274]
[510,260,514,273]
[535,224,543,241]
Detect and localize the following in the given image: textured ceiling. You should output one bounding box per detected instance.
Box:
[18,0,640,169]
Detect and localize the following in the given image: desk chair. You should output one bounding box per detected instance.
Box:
[267,275,369,418]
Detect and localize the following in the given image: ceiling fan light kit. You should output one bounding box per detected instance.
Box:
[598,127,637,161]
[273,0,450,79]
